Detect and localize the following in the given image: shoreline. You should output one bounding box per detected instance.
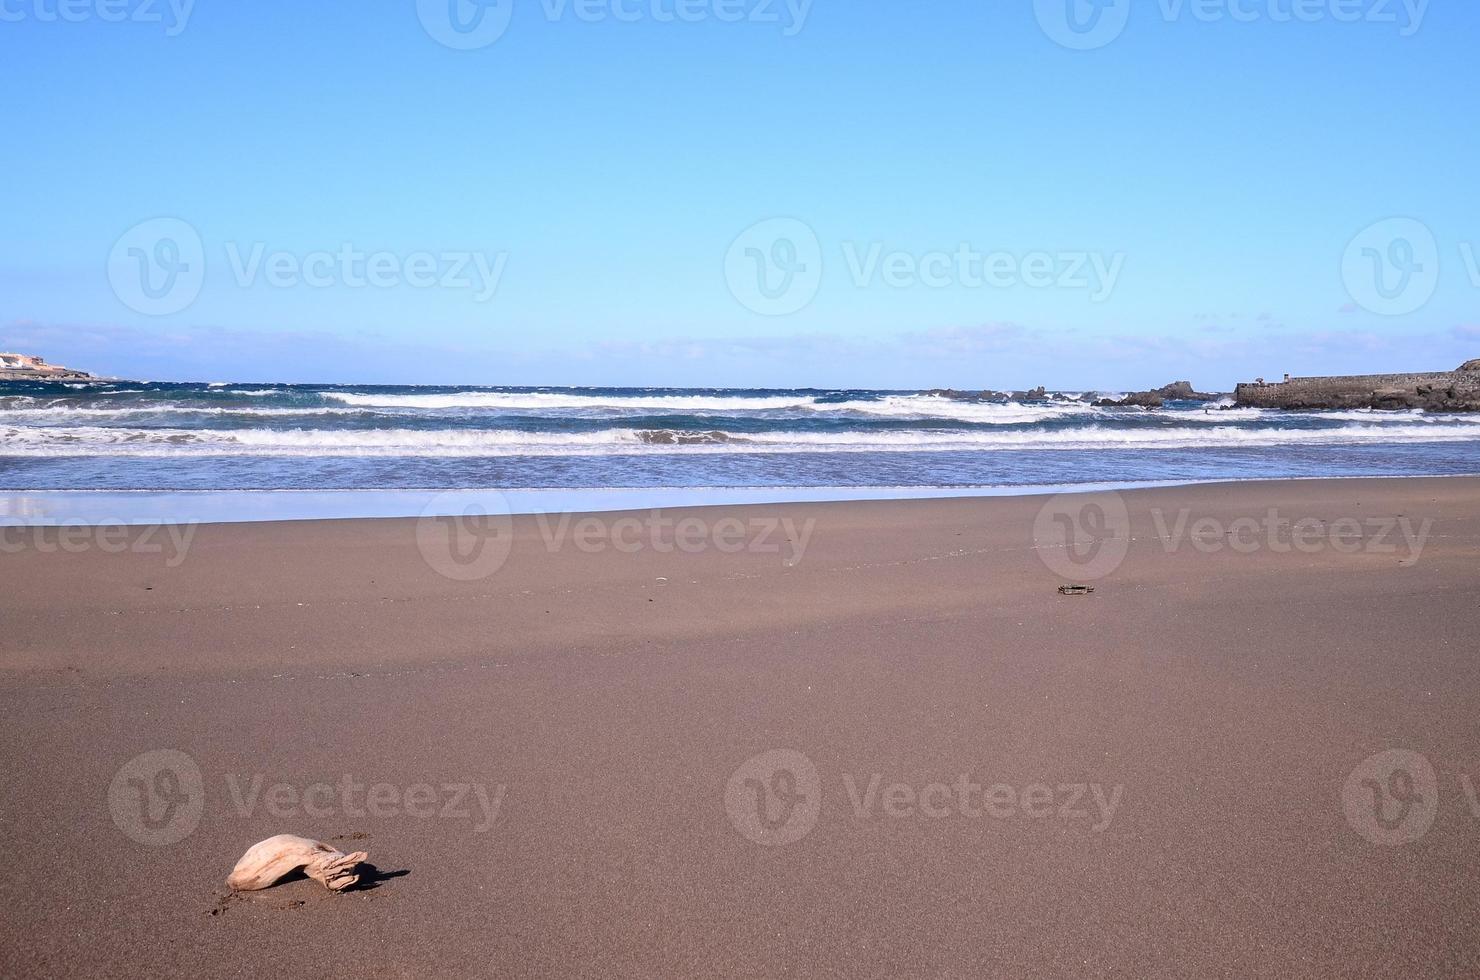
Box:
[5,471,1480,525]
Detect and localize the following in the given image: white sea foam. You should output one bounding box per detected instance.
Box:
[5,420,1479,457]
[315,390,1107,423]
[321,391,821,411]
[0,405,363,421]
[3,388,1451,429]
[821,396,1097,423]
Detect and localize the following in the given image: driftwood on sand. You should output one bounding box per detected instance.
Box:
[227,834,367,892]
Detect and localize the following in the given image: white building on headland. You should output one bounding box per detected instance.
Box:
[0,352,87,377]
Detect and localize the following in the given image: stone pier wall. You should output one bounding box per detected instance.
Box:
[1235,367,1480,410]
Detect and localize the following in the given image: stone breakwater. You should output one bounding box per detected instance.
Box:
[1235,361,1480,411]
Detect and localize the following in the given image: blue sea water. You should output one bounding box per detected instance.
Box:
[1,381,1477,514]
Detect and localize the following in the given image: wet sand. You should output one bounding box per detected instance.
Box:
[3,477,1479,977]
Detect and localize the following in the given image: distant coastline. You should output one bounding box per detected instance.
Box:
[4,350,1479,411]
[0,351,93,382]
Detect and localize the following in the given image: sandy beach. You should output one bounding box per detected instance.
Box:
[3,477,1479,978]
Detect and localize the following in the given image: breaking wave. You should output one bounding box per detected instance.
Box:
[4,420,1480,457]
[5,381,1479,491]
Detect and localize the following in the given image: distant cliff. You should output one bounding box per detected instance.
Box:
[1235,361,1480,411]
[0,352,93,381]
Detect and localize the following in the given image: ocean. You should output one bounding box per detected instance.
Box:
[2,379,1478,518]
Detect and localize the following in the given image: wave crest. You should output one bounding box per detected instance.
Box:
[4,420,1479,458]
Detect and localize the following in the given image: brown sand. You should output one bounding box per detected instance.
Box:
[2,477,1479,977]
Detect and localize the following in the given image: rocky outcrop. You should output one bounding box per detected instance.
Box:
[1235,361,1480,411]
[1093,381,1217,409]
[922,386,1054,403]
[1152,381,1218,401]
[922,388,1005,402]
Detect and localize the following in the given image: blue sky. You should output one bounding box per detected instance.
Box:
[3,0,1477,389]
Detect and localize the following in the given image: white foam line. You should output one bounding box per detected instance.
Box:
[5,475,1478,525]
[4,420,1480,457]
